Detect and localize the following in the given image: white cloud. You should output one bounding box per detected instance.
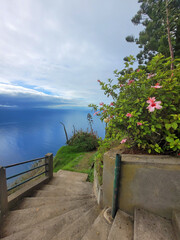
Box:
[0,83,83,108]
[0,0,143,107]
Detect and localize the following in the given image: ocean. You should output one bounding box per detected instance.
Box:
[0,108,105,181]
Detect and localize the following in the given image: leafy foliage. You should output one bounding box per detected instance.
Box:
[125,0,180,64]
[68,130,99,152]
[89,55,180,154]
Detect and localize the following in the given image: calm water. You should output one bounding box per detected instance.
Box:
[0,108,105,180]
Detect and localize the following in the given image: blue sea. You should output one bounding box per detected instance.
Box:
[0,108,105,181]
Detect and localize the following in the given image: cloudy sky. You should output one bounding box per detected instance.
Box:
[0,0,142,109]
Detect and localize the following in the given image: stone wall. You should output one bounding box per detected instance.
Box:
[103,148,180,219]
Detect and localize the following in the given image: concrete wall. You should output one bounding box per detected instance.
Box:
[103,148,180,219]
[93,167,103,208]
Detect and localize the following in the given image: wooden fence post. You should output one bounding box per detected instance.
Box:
[45,153,53,180]
[0,166,8,219]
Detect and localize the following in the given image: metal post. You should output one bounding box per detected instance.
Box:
[112,154,121,218]
[45,153,53,180]
[0,166,8,218]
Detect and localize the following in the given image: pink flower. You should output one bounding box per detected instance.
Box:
[99,102,104,106]
[110,115,114,119]
[137,122,142,126]
[137,69,140,72]
[146,97,162,112]
[128,80,135,85]
[126,113,132,117]
[97,80,101,83]
[93,111,100,116]
[147,97,156,105]
[151,83,162,89]
[147,73,156,79]
[120,84,124,87]
[110,102,114,106]
[121,138,127,144]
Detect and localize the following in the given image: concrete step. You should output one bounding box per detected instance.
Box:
[134,208,176,240]
[33,189,93,198]
[82,208,112,240]
[0,198,96,237]
[40,182,93,195]
[0,204,96,240]
[51,205,101,240]
[107,210,133,240]
[55,170,88,182]
[48,176,92,186]
[18,195,94,209]
[172,210,180,240]
[48,176,90,186]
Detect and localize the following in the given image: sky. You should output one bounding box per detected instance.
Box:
[0,0,143,109]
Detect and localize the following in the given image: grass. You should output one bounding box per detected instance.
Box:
[8,145,96,195]
[53,145,97,182]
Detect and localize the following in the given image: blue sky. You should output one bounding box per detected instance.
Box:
[0,0,143,109]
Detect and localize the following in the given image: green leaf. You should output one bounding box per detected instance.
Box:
[151,126,156,132]
[170,105,176,111]
[156,124,162,129]
[171,122,178,130]
[165,124,171,130]
[166,137,174,143]
[155,148,160,153]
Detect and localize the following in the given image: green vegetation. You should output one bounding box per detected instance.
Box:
[90,55,180,155]
[55,1,180,185]
[68,130,99,152]
[55,114,99,182]
[90,55,180,183]
[53,145,97,182]
[125,0,180,64]
[89,0,180,184]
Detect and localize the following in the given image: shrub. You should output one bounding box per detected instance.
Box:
[68,130,99,152]
[89,54,180,155]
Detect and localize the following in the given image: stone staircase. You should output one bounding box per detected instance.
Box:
[0,170,179,240]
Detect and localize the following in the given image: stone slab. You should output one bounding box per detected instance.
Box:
[0,198,95,237]
[56,170,88,182]
[134,208,176,240]
[18,196,94,209]
[82,208,112,240]
[107,210,133,240]
[0,204,96,240]
[51,205,100,240]
[172,210,180,240]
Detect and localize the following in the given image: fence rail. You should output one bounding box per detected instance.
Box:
[7,171,47,192]
[0,153,53,219]
[6,163,47,181]
[4,157,45,169]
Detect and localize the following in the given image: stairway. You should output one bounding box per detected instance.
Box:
[0,170,179,240]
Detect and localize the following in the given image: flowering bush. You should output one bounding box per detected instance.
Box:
[89,55,180,154]
[68,130,99,152]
